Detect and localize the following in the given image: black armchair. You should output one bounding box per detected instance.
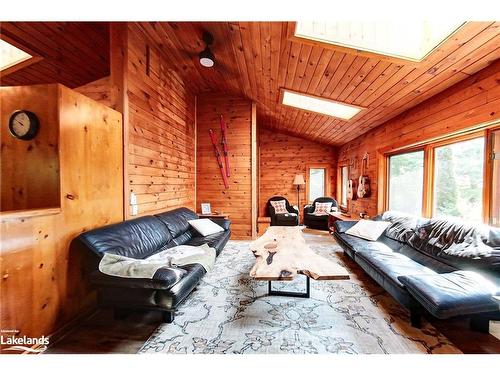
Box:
[266,196,299,226]
[303,197,339,230]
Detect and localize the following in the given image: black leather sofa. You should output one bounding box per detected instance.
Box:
[266,196,299,226]
[304,197,339,230]
[334,211,500,332]
[73,207,231,323]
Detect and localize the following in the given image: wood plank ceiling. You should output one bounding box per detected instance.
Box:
[137,21,500,146]
[1,21,499,145]
[0,22,109,88]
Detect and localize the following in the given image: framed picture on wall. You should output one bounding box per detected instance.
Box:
[201,203,212,215]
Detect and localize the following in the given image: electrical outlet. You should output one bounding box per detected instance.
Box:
[131,204,138,216]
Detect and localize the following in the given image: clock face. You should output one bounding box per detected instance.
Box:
[8,110,39,140]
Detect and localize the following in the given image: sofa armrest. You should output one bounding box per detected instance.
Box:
[209,218,231,230]
[91,266,187,290]
[290,205,299,215]
[334,220,358,233]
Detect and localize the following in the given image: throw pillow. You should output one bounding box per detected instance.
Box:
[188,218,224,237]
[345,219,391,241]
[270,200,288,214]
[313,202,333,215]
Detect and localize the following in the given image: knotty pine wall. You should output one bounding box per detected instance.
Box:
[338,60,500,218]
[1,85,60,211]
[196,95,256,239]
[0,84,123,346]
[126,24,196,217]
[259,128,337,217]
[75,76,112,108]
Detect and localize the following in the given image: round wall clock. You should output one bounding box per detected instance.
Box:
[8,110,40,140]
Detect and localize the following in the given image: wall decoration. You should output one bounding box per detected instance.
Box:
[347,179,357,200]
[220,114,230,177]
[357,152,371,198]
[208,128,229,189]
[201,203,212,215]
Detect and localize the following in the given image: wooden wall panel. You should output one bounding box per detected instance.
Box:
[196,95,254,239]
[126,24,196,217]
[259,128,337,217]
[75,76,112,107]
[0,84,123,348]
[337,60,500,218]
[1,85,60,211]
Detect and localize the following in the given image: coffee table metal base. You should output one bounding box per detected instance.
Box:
[268,276,310,298]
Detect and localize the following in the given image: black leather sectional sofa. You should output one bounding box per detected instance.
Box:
[74,208,231,323]
[334,211,500,332]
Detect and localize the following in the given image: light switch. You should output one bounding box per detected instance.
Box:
[130,192,137,205]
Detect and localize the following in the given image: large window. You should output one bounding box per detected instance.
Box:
[433,137,484,222]
[388,150,424,216]
[384,131,497,225]
[309,168,326,202]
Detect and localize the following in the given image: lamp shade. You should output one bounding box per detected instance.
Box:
[293,174,306,186]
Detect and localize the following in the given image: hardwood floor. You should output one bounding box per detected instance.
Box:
[46,229,500,354]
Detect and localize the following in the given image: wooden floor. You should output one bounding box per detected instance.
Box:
[46,229,500,354]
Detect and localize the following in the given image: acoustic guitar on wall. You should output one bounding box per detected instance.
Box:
[357,153,371,198]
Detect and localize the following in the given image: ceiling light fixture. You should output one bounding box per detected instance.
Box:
[199,31,215,68]
[281,89,363,120]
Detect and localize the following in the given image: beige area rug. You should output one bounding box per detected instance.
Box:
[138,231,461,354]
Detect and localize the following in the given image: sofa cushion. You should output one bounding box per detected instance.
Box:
[91,267,187,290]
[355,250,437,290]
[155,208,199,239]
[407,219,500,271]
[186,230,231,256]
[345,219,391,241]
[77,216,172,259]
[399,271,500,319]
[188,218,224,237]
[381,211,430,243]
[334,220,358,234]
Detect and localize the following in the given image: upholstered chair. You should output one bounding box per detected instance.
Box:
[266,196,299,226]
[303,197,339,230]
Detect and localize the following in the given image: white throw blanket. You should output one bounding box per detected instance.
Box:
[99,243,216,279]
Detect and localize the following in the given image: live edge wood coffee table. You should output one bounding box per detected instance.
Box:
[249,226,349,298]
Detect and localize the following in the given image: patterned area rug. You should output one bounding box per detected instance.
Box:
[139,235,461,354]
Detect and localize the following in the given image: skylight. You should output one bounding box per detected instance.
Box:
[294,21,465,62]
[0,39,33,71]
[281,89,363,120]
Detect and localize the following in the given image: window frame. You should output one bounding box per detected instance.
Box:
[306,163,331,204]
[382,130,491,222]
[386,148,426,217]
[337,165,349,210]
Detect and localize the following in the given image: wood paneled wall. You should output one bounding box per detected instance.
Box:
[1,85,60,211]
[259,128,337,216]
[196,95,255,239]
[0,84,123,347]
[338,60,500,218]
[75,76,112,107]
[126,24,196,217]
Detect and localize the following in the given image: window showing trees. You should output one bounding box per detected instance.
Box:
[309,168,326,202]
[384,131,496,225]
[340,166,348,207]
[433,137,484,222]
[388,150,424,216]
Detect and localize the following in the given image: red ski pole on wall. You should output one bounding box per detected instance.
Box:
[209,129,229,189]
[220,115,230,177]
